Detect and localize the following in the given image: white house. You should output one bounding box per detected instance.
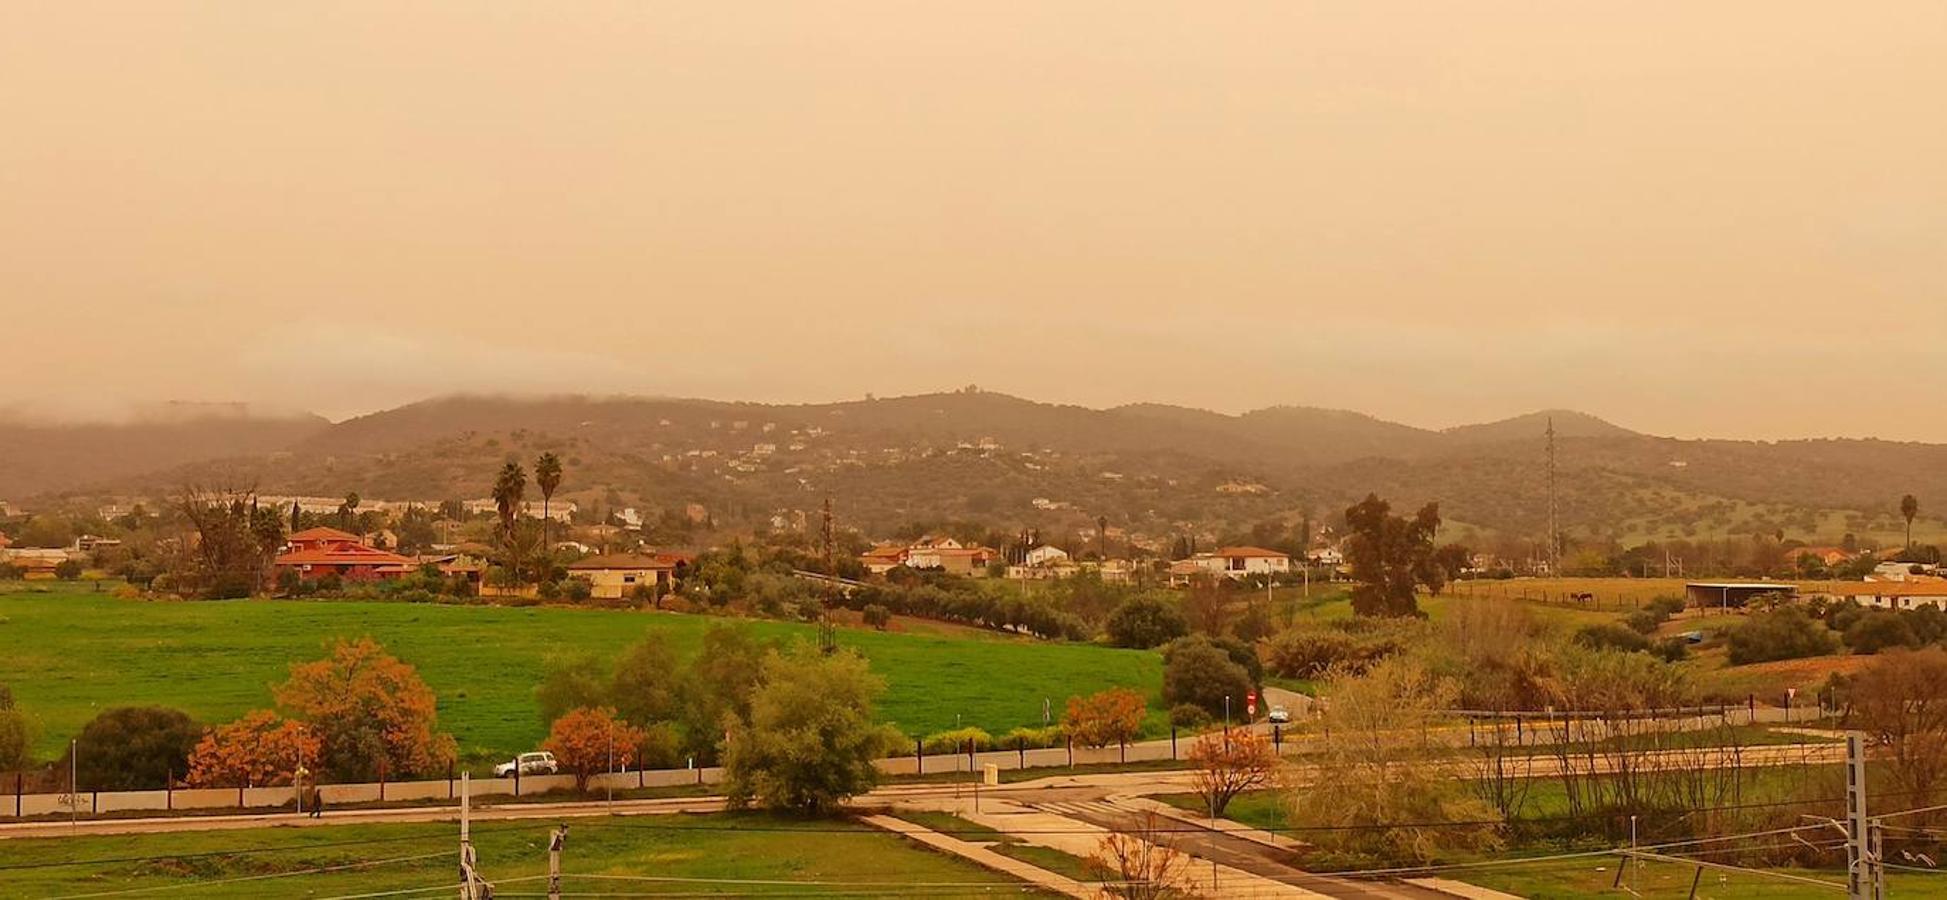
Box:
[1305,547,1345,567]
[1023,545,1070,567]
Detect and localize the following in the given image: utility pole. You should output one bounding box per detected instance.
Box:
[1845,732,1883,900]
[819,497,837,655]
[547,826,568,900]
[1546,416,1559,578]
[459,773,494,899]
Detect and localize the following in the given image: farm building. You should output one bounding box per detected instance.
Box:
[1684,581,1799,610]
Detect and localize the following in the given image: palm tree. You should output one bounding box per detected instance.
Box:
[1903,494,1920,549]
[340,492,360,532]
[535,452,563,551]
[493,462,528,580]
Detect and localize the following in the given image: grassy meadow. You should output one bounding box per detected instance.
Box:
[0,586,1160,765]
[0,812,1026,898]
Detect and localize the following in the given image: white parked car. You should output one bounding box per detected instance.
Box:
[494,751,559,777]
[1266,705,1290,724]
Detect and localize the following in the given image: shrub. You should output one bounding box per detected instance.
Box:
[921,727,994,755]
[536,580,561,601]
[1647,596,1686,618]
[66,706,203,790]
[1063,688,1148,748]
[1574,623,1651,654]
[862,604,891,630]
[1000,726,1065,750]
[722,647,885,813]
[1169,703,1213,730]
[1845,611,1921,655]
[53,559,83,580]
[1652,638,1691,663]
[563,578,593,602]
[1162,636,1254,720]
[1104,596,1188,649]
[1624,610,1663,635]
[1262,628,1358,679]
[1727,607,1839,665]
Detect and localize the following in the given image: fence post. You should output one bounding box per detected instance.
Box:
[915,738,923,775]
[1170,726,1177,760]
[966,739,975,776]
[513,765,520,797]
[448,765,455,800]
[1017,736,1026,769]
[92,790,97,815]
[166,769,173,811]
[12,772,19,817]
[1748,694,1756,723]
[1067,735,1074,768]
[378,759,387,802]
[1273,724,1282,749]
[1119,739,1126,764]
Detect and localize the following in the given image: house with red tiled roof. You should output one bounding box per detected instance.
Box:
[275,527,415,581]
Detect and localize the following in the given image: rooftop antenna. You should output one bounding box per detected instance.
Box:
[1547,416,1559,577]
[819,496,837,655]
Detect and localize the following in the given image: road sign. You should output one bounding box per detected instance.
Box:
[1246,690,1257,717]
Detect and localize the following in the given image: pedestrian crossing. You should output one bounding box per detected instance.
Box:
[1032,799,1126,819]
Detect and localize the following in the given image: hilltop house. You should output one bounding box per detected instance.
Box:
[1023,545,1070,567]
[859,543,909,575]
[273,527,416,581]
[905,544,999,576]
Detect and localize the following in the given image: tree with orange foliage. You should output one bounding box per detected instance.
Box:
[544,706,647,792]
[1063,688,1147,748]
[274,637,456,781]
[185,710,321,788]
[1187,730,1279,816]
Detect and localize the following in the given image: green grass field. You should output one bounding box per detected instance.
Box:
[0,812,1030,898]
[0,588,1161,765]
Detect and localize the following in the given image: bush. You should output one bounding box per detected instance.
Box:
[1623,610,1663,635]
[536,580,561,601]
[921,727,993,755]
[1574,623,1651,654]
[999,725,1065,750]
[862,604,891,630]
[1169,703,1213,730]
[1727,607,1840,665]
[1844,611,1920,655]
[1646,596,1686,618]
[1651,638,1691,663]
[53,559,83,580]
[1162,636,1254,720]
[563,578,593,602]
[1104,595,1187,649]
[67,707,202,790]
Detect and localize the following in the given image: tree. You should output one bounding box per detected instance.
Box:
[679,624,775,763]
[0,685,32,772]
[1181,578,1230,636]
[1087,811,1191,900]
[535,452,563,550]
[1063,688,1147,748]
[175,486,286,598]
[722,647,886,813]
[1343,494,1440,618]
[535,653,610,725]
[1188,730,1280,817]
[53,558,82,580]
[610,632,682,726]
[493,461,528,580]
[1162,636,1253,720]
[1105,595,1187,649]
[1849,648,1947,804]
[544,707,646,792]
[1904,494,1921,549]
[1726,607,1838,665]
[340,492,361,531]
[66,707,202,790]
[274,637,457,780]
[186,710,321,788]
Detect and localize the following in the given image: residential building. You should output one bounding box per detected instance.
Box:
[1023,545,1070,567]
[567,552,691,599]
[273,527,416,581]
[859,544,909,575]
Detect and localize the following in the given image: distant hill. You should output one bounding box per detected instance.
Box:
[10,391,1947,547]
[0,407,329,499]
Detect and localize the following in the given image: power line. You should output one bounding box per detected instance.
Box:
[43,850,453,900]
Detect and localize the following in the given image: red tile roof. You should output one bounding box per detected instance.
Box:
[1215,546,1289,559]
[275,544,415,568]
[289,526,363,543]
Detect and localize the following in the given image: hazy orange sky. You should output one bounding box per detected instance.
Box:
[3,2,1943,439]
